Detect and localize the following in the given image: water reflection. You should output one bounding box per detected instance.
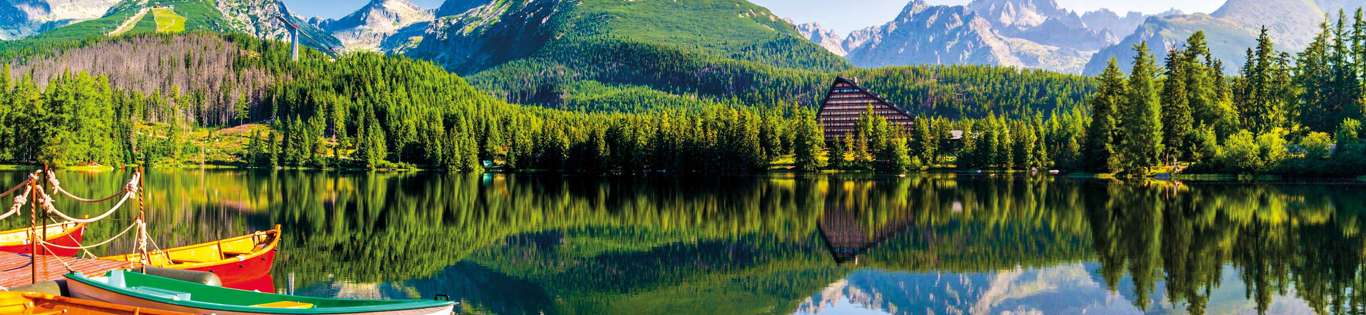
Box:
[2,171,1365,314]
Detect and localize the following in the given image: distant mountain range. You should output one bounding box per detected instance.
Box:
[795,0,1148,74]
[9,0,1364,77]
[793,0,1366,75]
[0,0,337,52]
[1084,0,1366,74]
[313,0,432,53]
[0,0,120,40]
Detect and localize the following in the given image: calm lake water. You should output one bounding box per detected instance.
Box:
[2,170,1363,314]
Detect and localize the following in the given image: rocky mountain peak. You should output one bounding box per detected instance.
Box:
[898,0,929,17]
[968,0,1068,29]
[0,0,120,40]
[796,22,846,56]
[321,0,434,52]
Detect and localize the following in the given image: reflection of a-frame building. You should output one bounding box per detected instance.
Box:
[815,198,922,264]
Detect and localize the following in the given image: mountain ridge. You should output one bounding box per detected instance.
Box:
[0,0,121,40]
[792,0,1146,74]
[318,0,433,52]
[0,0,340,55]
[1084,0,1366,75]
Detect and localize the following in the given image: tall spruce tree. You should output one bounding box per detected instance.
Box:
[1239,28,1291,133]
[1162,48,1194,161]
[1085,59,1127,173]
[1120,42,1164,176]
[1298,20,1336,132]
[1183,32,1220,134]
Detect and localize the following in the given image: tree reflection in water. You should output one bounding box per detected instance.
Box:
[5,170,1366,314]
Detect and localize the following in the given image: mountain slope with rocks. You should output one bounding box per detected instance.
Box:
[318,0,433,52]
[794,0,1144,74]
[1084,0,1366,74]
[0,0,120,40]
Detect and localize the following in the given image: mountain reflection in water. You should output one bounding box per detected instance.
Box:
[3,171,1362,314]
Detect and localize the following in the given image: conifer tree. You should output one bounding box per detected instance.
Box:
[1161,48,1194,161]
[831,133,850,169]
[793,110,826,171]
[1239,28,1291,133]
[1086,59,1127,173]
[1298,20,1336,132]
[1184,32,1219,131]
[911,117,936,166]
[1120,42,1164,176]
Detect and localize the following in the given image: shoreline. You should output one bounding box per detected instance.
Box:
[10,163,1366,183]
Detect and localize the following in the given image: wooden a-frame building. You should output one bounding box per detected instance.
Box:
[816,77,914,143]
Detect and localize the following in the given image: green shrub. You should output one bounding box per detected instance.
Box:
[1300,132,1333,160]
[1218,130,1260,173]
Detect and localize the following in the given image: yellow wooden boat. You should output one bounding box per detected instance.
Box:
[0,291,191,315]
[101,225,281,291]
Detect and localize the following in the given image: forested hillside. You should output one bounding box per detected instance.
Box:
[0,33,825,173]
[0,0,336,59]
[405,0,851,108]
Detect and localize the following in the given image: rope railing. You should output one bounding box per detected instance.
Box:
[0,174,33,199]
[39,219,140,251]
[46,171,139,204]
[36,242,76,274]
[39,184,137,224]
[0,186,32,221]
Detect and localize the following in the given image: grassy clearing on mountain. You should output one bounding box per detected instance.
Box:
[153,8,187,33]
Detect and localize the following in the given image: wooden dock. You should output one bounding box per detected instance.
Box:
[0,252,129,288]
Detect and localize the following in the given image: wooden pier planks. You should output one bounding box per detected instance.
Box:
[0,252,129,288]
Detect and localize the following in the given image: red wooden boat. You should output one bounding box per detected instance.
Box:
[0,222,86,257]
[102,225,280,292]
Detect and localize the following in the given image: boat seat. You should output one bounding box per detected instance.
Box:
[167,246,223,263]
[253,301,315,309]
[131,286,191,301]
[220,238,258,255]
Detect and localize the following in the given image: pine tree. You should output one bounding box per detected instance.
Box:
[1240,28,1291,133]
[793,110,826,171]
[830,133,848,169]
[1184,32,1219,131]
[911,117,936,166]
[1120,42,1164,176]
[1299,20,1336,132]
[1161,48,1194,161]
[1086,58,1127,173]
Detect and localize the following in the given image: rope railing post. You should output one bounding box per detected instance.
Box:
[136,167,147,274]
[40,165,48,281]
[28,169,39,285]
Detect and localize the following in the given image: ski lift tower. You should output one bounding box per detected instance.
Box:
[274,16,301,61]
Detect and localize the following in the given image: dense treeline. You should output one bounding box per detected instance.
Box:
[1072,9,1366,176]
[251,49,826,173]
[17,17,1366,176]
[0,68,136,166]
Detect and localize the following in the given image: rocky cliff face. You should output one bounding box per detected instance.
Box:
[844,2,1020,68]
[794,0,1142,74]
[401,0,570,73]
[215,0,340,51]
[1084,0,1366,75]
[320,0,433,52]
[834,0,1119,73]
[0,0,120,39]
[1079,9,1143,42]
[795,22,845,56]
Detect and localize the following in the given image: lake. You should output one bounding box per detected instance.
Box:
[2,170,1361,314]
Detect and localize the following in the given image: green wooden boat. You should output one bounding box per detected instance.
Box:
[66,270,454,315]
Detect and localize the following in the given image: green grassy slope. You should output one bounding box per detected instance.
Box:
[406,0,851,109]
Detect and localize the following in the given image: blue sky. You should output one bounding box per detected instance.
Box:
[283,0,1224,34]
